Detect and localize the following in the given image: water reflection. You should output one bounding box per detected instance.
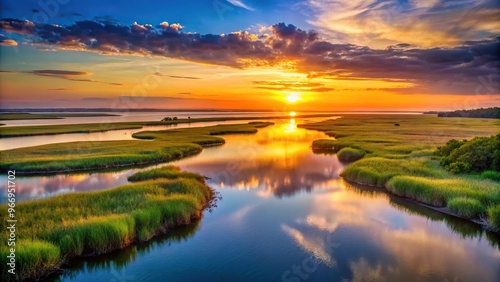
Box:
[173,119,343,198]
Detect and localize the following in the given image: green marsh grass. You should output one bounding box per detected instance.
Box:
[336,147,365,162]
[300,115,500,226]
[489,205,500,229]
[482,171,500,181]
[0,167,213,281]
[447,198,486,218]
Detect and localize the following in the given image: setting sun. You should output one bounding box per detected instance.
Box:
[285,92,301,103]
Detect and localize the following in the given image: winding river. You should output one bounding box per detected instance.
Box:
[1,117,499,281]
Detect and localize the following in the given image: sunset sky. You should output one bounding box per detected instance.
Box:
[0,0,499,111]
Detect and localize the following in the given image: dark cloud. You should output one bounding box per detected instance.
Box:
[29,70,91,76]
[0,18,499,95]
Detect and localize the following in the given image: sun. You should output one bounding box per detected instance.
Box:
[285,92,301,103]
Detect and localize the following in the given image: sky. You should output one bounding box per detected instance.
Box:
[0,0,499,111]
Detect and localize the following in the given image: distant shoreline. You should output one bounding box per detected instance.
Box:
[0,108,425,113]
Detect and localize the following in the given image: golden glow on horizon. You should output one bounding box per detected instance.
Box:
[285,92,301,103]
[290,111,296,117]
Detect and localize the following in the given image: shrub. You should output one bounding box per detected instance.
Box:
[435,134,500,174]
[447,197,485,218]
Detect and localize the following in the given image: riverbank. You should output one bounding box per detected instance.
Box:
[300,114,500,230]
[0,122,273,174]
[0,114,335,137]
[0,166,214,281]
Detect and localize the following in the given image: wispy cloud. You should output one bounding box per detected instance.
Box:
[1,69,124,86]
[153,72,202,80]
[227,0,255,11]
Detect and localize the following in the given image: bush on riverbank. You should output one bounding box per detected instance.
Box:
[0,167,213,281]
[435,134,500,174]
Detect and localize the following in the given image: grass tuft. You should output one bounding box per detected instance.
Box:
[337,147,365,162]
[447,197,486,218]
[488,205,500,229]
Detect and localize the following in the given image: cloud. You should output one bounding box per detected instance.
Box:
[0,34,17,46]
[153,72,201,79]
[29,70,91,76]
[227,0,255,11]
[0,18,498,95]
[305,0,500,48]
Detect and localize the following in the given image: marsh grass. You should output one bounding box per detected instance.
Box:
[301,115,500,226]
[0,167,212,281]
[337,147,365,162]
[447,198,486,218]
[481,171,500,181]
[489,205,500,229]
[0,122,273,174]
[128,166,206,183]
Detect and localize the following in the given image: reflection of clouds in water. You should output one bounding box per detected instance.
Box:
[302,181,500,281]
[228,203,259,223]
[1,171,132,202]
[297,215,339,232]
[185,153,342,197]
[173,121,340,197]
[281,224,336,267]
[349,258,397,282]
